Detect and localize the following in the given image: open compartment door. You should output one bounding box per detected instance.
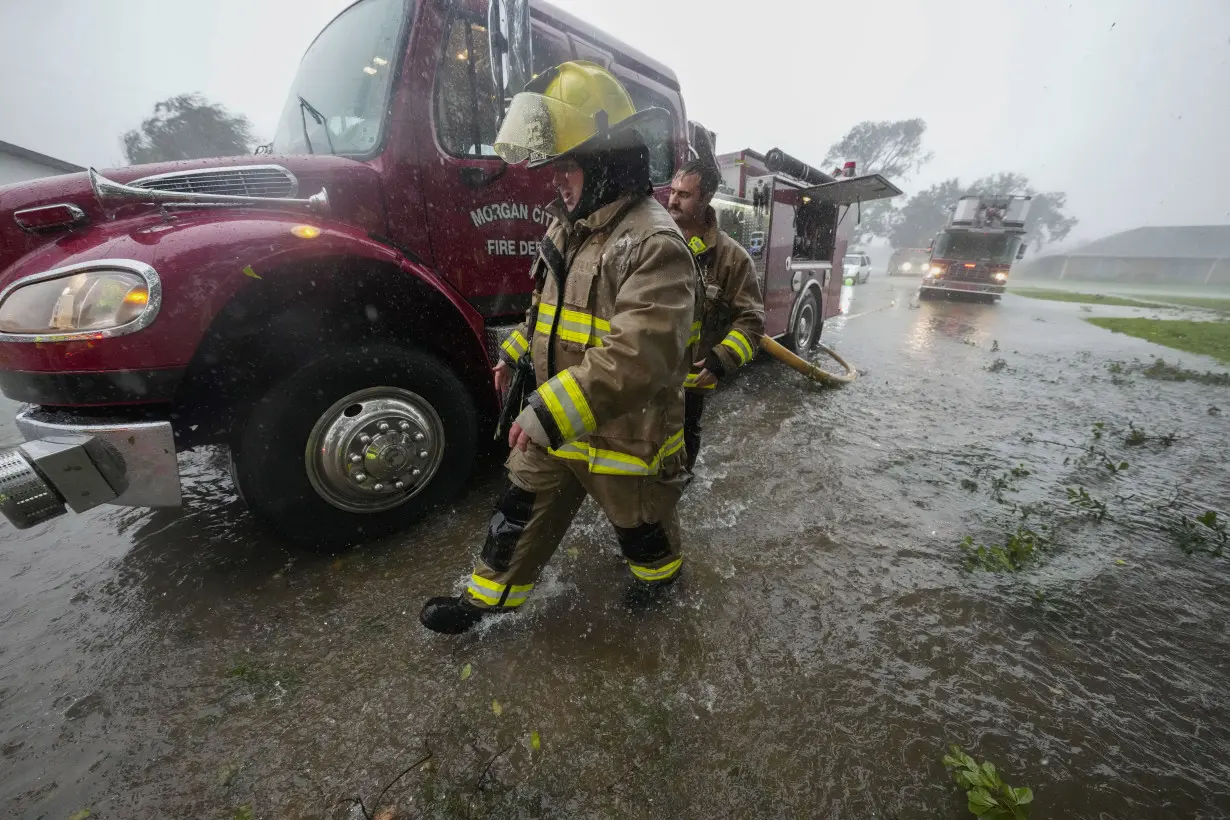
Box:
[802,173,902,206]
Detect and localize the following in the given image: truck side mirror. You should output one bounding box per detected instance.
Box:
[688,121,717,161]
[488,0,533,123]
[1016,243,1027,260]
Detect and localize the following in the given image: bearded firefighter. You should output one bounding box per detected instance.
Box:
[667,155,765,472]
[420,62,702,634]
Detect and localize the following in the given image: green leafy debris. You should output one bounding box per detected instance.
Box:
[961,525,1047,573]
[943,745,1033,819]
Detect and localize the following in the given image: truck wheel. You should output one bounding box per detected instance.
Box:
[230,344,477,549]
[785,290,821,354]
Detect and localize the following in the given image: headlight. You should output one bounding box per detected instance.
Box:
[901,262,913,272]
[0,260,160,339]
[993,272,1008,283]
[927,265,944,277]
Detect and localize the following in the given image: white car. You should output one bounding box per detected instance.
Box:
[842,252,871,285]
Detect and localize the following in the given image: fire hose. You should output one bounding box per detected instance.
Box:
[760,336,857,385]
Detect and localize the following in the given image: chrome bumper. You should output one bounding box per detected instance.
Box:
[0,409,181,528]
[16,408,180,507]
[920,280,1005,294]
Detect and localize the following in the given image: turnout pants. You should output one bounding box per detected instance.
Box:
[683,392,706,473]
[465,443,688,611]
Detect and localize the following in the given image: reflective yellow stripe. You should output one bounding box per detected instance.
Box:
[657,428,686,462]
[581,310,611,333]
[469,574,503,592]
[547,441,591,463]
[535,302,609,347]
[721,338,748,366]
[688,320,701,346]
[467,575,533,607]
[504,583,534,607]
[726,330,754,362]
[467,574,503,605]
[536,370,596,441]
[467,588,501,605]
[538,382,576,440]
[556,370,596,434]
[547,428,685,476]
[629,557,683,582]
[683,372,717,390]
[538,323,598,346]
[500,330,528,362]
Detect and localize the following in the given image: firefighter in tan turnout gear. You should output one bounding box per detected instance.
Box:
[667,157,766,472]
[420,62,701,634]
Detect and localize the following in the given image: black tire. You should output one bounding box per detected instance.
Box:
[230,344,477,549]
[785,289,822,354]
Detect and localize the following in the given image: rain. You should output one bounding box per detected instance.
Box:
[2,1,1230,817]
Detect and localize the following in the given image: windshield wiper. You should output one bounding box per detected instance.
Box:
[298,95,336,155]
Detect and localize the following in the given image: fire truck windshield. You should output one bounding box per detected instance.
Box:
[933,232,1021,263]
[271,0,410,156]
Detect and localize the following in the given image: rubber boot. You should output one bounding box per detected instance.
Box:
[420,596,486,634]
[622,576,679,610]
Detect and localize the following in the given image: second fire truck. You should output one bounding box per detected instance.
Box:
[919,194,1031,302]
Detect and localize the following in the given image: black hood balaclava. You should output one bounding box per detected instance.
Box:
[567,136,653,221]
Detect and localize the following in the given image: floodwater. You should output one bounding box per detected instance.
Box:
[3,277,1229,819]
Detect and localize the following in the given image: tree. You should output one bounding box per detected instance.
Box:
[823,119,933,245]
[886,178,965,250]
[1020,191,1078,250]
[823,118,933,181]
[122,93,256,165]
[887,173,1078,251]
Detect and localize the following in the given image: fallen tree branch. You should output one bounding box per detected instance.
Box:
[473,744,514,792]
[337,751,433,820]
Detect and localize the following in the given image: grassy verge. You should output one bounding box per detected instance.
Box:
[1145,295,1230,313]
[1086,318,1230,364]
[1009,288,1169,308]
[1107,358,1230,386]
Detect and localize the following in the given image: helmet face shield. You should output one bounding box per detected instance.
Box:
[494,92,597,164]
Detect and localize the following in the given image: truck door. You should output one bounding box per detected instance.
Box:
[414,2,559,320]
[761,179,798,336]
[802,173,904,317]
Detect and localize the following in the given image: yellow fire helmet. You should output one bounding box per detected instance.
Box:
[494,60,669,168]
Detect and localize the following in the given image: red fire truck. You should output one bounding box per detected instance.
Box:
[714,149,900,351]
[0,0,898,545]
[919,194,1031,302]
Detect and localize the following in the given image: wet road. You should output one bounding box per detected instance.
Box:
[3,277,1230,819]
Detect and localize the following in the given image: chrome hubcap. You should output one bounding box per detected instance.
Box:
[305,387,445,514]
[797,303,815,347]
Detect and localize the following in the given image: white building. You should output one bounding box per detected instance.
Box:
[0,140,83,187]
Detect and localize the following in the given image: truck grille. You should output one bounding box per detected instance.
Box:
[0,449,65,530]
[130,165,298,198]
[946,265,992,283]
[484,323,519,364]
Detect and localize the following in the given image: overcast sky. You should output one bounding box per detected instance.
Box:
[2,0,1228,246]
